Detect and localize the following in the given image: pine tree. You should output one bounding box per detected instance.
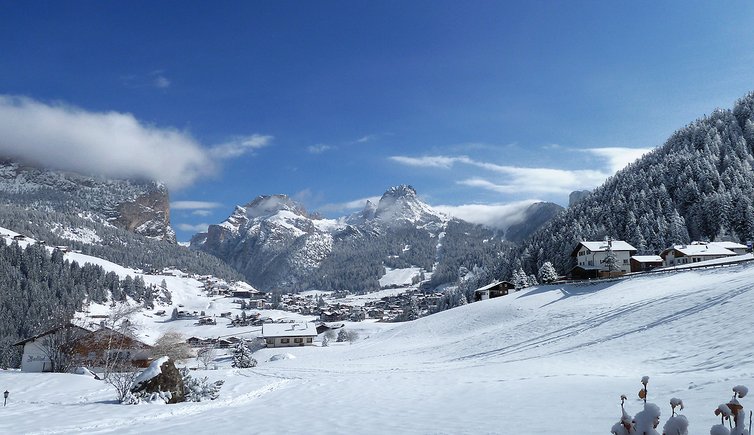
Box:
[231,342,256,368]
[538,261,558,283]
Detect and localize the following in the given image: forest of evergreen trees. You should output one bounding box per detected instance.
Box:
[518,92,754,275]
[0,239,168,368]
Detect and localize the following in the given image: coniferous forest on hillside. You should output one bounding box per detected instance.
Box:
[519,93,754,275]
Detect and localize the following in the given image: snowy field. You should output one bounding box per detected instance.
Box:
[4,260,754,433]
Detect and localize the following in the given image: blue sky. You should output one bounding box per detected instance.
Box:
[2,1,754,241]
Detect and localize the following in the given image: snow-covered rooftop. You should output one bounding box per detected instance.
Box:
[708,241,748,250]
[475,280,513,292]
[631,255,663,263]
[666,243,736,257]
[575,240,637,253]
[262,322,318,338]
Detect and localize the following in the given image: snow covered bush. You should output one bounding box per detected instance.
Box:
[337,328,359,343]
[711,385,749,435]
[537,261,558,283]
[611,376,662,435]
[180,367,224,402]
[231,342,257,368]
[122,389,173,405]
[662,397,688,435]
[610,379,750,435]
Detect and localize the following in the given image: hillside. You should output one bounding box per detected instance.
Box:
[520,92,754,275]
[0,160,175,242]
[2,258,754,433]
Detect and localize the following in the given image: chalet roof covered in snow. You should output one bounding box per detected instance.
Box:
[474,280,514,292]
[708,241,748,250]
[662,243,736,257]
[262,322,318,338]
[631,255,664,263]
[571,240,637,257]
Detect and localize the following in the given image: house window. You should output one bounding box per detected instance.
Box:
[306,338,312,343]
[266,338,274,345]
[281,338,290,344]
[588,261,593,266]
[294,338,303,343]
[623,259,629,265]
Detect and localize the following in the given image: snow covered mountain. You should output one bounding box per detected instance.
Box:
[192,185,513,292]
[0,160,240,282]
[191,194,336,291]
[0,159,175,242]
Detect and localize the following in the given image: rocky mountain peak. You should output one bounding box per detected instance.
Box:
[244,194,307,219]
[374,185,445,225]
[382,184,417,199]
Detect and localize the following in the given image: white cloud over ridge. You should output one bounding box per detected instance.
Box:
[389,147,651,196]
[0,95,270,190]
[317,196,381,214]
[434,200,539,230]
[176,222,210,233]
[581,147,652,173]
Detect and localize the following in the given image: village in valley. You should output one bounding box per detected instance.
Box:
[10,218,753,384]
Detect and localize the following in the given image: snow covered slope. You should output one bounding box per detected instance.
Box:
[3,261,754,433]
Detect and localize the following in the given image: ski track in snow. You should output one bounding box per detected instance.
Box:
[454,280,753,364]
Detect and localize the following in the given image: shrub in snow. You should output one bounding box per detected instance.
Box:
[231,342,257,368]
[610,379,752,435]
[662,398,688,435]
[711,385,750,435]
[610,376,662,435]
[337,328,348,342]
[180,367,224,402]
[122,389,173,405]
[321,336,329,347]
[337,328,359,343]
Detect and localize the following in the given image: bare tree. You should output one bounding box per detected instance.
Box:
[107,360,139,403]
[151,331,194,362]
[37,324,86,373]
[196,344,217,370]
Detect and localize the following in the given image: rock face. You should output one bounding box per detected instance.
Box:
[191,194,334,290]
[0,160,175,242]
[130,357,184,404]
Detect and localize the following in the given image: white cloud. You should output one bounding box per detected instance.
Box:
[390,154,608,194]
[192,210,213,217]
[153,75,171,89]
[170,201,224,210]
[434,200,539,230]
[581,147,652,173]
[210,134,272,159]
[388,155,472,169]
[389,148,652,195]
[176,222,210,233]
[0,95,213,190]
[317,196,381,214]
[0,95,271,190]
[307,144,333,154]
[354,135,377,144]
